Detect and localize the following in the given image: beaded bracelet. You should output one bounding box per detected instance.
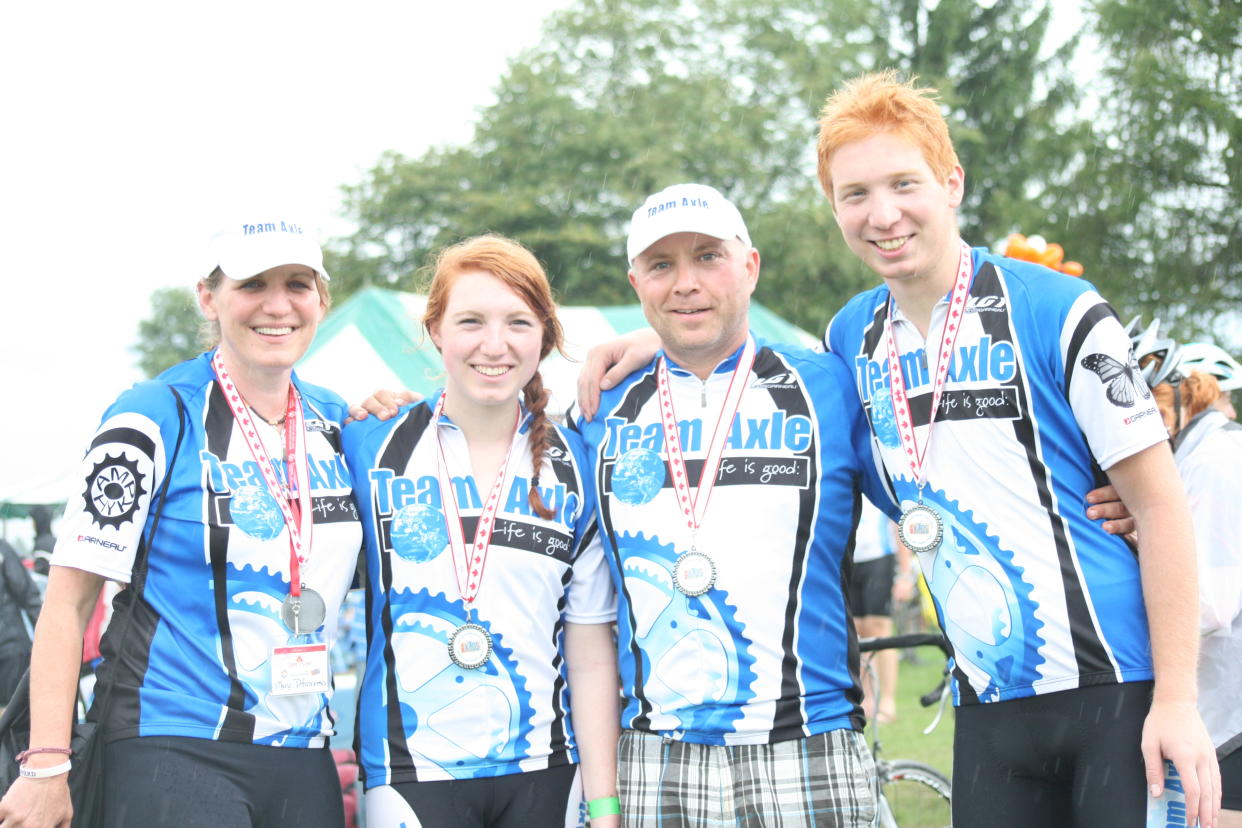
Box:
[587,795,621,819]
[15,747,72,764]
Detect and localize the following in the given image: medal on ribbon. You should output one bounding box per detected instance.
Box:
[433,395,523,670]
[656,337,756,596]
[211,352,323,635]
[884,242,974,554]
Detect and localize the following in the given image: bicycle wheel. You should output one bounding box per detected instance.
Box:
[881,760,952,828]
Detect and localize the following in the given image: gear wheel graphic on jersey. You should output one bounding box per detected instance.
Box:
[227,562,325,744]
[388,588,534,778]
[911,489,1046,703]
[611,448,665,505]
[83,452,148,529]
[618,532,757,734]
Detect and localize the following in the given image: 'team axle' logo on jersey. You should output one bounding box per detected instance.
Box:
[855,335,1018,402]
[367,470,577,526]
[602,411,813,460]
[201,451,350,493]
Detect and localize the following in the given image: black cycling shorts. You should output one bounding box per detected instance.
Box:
[366,764,581,827]
[1222,743,1242,811]
[952,681,1151,828]
[101,735,344,828]
[848,556,894,618]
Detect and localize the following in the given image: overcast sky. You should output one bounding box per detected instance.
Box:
[0,0,573,502]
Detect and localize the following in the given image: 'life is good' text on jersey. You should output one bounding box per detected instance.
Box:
[573,335,890,746]
[345,395,616,785]
[53,352,362,747]
[825,248,1168,705]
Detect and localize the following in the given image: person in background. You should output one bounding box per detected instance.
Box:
[849,500,913,724]
[0,217,362,828]
[0,538,42,711]
[1146,349,1242,828]
[1177,341,1242,420]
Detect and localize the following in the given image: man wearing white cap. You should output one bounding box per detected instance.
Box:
[569,183,893,826]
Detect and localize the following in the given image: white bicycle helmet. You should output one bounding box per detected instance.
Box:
[1177,342,1242,392]
[1128,318,1183,388]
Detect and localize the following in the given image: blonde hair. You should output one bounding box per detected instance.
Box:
[816,70,960,200]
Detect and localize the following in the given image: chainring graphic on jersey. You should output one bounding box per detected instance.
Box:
[388,587,534,778]
[910,490,1046,702]
[617,532,757,735]
[83,452,148,529]
[227,562,326,745]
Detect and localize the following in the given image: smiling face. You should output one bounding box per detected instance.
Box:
[429,270,545,414]
[628,232,759,378]
[828,131,965,296]
[198,264,326,378]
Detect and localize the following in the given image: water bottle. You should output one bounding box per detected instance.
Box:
[1146,759,1188,828]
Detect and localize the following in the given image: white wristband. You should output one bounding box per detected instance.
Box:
[19,759,72,779]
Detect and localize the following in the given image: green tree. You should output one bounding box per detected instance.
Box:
[332,0,1077,332]
[133,286,202,377]
[1056,0,1241,342]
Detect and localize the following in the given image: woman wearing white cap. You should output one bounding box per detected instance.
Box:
[0,219,362,827]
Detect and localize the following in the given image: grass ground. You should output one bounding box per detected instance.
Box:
[863,647,955,776]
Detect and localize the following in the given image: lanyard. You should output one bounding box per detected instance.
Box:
[883,241,974,491]
[211,351,313,596]
[432,395,523,612]
[656,336,756,545]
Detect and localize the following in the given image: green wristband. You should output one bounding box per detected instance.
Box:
[588,795,621,819]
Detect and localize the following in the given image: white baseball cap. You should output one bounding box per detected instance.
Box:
[207,219,330,282]
[626,183,751,263]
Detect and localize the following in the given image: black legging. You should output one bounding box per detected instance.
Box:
[952,681,1151,828]
[102,735,344,827]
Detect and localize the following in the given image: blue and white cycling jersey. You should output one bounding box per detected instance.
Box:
[344,394,615,786]
[825,248,1169,705]
[53,351,362,747]
[572,334,891,746]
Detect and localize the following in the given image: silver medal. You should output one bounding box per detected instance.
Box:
[281,588,327,635]
[897,504,943,553]
[673,550,716,597]
[448,622,493,669]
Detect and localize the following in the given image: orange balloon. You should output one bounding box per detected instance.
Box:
[1039,243,1065,268]
[1061,261,1084,277]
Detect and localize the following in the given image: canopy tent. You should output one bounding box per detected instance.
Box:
[297,286,819,416]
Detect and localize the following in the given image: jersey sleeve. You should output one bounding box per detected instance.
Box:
[1061,290,1168,470]
[52,383,179,583]
[562,427,617,624]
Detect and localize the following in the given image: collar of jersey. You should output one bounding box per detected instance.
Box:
[431,387,533,435]
[659,332,756,379]
[886,245,980,329]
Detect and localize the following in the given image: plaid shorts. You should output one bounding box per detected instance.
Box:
[617,728,877,827]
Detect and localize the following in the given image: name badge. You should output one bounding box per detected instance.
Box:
[270,643,331,696]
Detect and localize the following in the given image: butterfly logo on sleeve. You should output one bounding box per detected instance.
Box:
[1080,352,1153,408]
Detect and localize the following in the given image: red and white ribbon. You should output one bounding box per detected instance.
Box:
[211,351,313,596]
[656,336,756,543]
[433,394,523,611]
[883,241,974,489]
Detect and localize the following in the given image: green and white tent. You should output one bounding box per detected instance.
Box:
[298,287,818,414]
